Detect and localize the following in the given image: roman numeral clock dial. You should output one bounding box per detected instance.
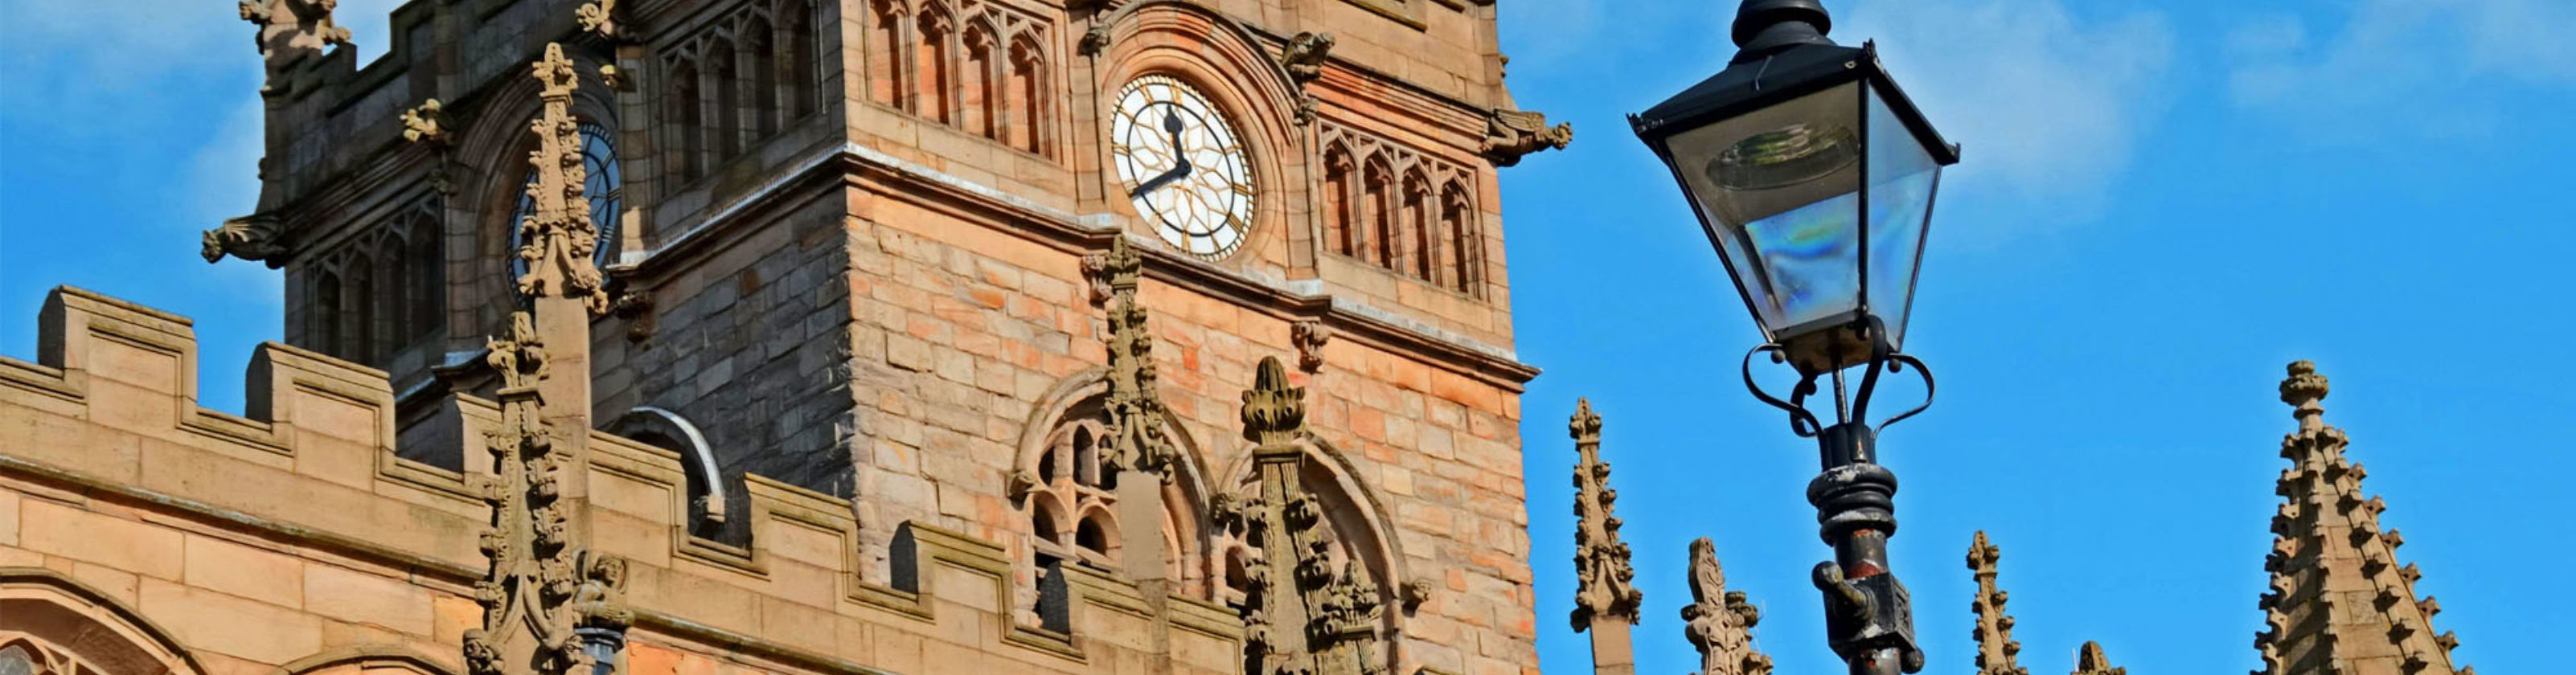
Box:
[1111,76,1256,260]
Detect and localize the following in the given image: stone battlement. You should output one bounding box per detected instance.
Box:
[0,285,1244,675]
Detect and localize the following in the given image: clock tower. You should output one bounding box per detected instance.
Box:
[211,0,1568,673]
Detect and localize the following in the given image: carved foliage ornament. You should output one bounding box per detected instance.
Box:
[517,44,613,313]
[1091,236,1179,478]
[1568,398,1642,630]
[1682,538,1771,675]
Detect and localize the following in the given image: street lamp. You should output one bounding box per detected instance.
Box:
[1628,1,1958,673]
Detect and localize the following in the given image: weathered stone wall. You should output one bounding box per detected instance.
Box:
[0,286,1256,675]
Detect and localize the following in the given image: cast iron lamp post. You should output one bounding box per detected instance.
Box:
[1627,1,1958,673]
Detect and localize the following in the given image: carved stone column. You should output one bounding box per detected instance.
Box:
[1568,399,1641,675]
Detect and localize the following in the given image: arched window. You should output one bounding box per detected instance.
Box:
[1443,182,1478,296]
[407,211,443,339]
[867,0,904,108]
[781,0,819,117]
[510,122,625,276]
[1013,393,1211,595]
[1402,170,1433,282]
[314,271,342,356]
[1362,158,1393,269]
[665,59,702,183]
[2,570,208,675]
[706,37,741,162]
[1322,145,1356,257]
[1007,37,1046,156]
[961,22,996,139]
[744,16,779,138]
[343,253,374,363]
[374,234,405,355]
[914,6,954,124]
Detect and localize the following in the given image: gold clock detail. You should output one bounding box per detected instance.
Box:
[1110,75,1256,260]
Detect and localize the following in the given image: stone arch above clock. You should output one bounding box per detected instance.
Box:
[1089,1,1314,278]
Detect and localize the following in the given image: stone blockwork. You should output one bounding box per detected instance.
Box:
[2,286,1247,675]
[190,0,1556,674]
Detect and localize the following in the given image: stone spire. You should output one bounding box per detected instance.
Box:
[462,315,629,675]
[1967,530,2025,675]
[1233,357,1384,675]
[1085,235,1177,478]
[2256,361,2467,675]
[1568,398,1642,675]
[2069,642,2123,675]
[516,43,613,313]
[1681,538,1771,675]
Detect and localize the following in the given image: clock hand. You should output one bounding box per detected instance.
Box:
[1129,111,1193,198]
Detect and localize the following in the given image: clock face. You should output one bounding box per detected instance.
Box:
[1110,75,1256,260]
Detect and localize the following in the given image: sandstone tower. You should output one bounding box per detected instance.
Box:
[9,1,1564,674]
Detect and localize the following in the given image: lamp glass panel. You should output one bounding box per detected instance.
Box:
[1862,88,1941,350]
[1665,82,1864,337]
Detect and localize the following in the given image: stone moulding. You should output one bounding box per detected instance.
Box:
[0,284,1252,675]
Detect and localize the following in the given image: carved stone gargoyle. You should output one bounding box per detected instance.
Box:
[1282,32,1335,85]
[203,211,289,268]
[1483,108,1573,166]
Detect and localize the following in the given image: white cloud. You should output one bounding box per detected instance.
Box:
[1837,0,2176,231]
[2227,0,2576,141]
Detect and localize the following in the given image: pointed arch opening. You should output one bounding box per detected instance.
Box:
[663,58,703,184]
[913,6,954,124]
[865,0,904,108]
[780,0,819,118]
[1401,169,1433,283]
[1323,143,1356,258]
[1362,156,1395,269]
[1007,35,1047,157]
[744,15,779,139]
[1442,181,1479,297]
[2,569,208,675]
[961,21,998,140]
[705,36,742,162]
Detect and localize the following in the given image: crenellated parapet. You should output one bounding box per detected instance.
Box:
[0,285,1249,675]
[2257,361,2467,675]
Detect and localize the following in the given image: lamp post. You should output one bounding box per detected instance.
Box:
[1627,2,1958,673]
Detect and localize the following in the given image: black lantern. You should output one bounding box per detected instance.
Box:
[1631,0,1958,376]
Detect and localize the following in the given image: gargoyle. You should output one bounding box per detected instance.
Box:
[202,212,289,268]
[240,0,354,96]
[1281,31,1335,85]
[1483,108,1573,167]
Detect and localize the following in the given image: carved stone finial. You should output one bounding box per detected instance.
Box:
[2069,642,2123,675]
[1237,354,1379,675]
[1569,398,1642,632]
[468,309,622,675]
[202,211,289,267]
[1095,236,1177,478]
[2280,360,2330,430]
[1682,538,1771,675]
[515,43,612,313]
[239,0,354,96]
[576,0,621,39]
[1282,32,1335,84]
[1292,320,1332,372]
[1081,235,1143,305]
[1968,531,2027,675]
[1483,108,1573,166]
[1241,357,1306,447]
[402,99,451,147]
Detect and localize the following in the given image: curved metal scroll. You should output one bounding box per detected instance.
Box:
[1742,345,1824,437]
[1872,354,1935,432]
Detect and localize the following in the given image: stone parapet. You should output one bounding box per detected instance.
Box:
[2,284,1246,675]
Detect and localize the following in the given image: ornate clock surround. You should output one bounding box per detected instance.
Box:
[1090,3,1311,271]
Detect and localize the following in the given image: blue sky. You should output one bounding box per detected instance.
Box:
[1,0,2568,673]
